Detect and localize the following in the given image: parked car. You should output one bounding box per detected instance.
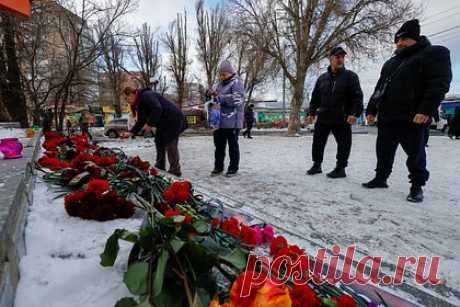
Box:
[104,118,153,138]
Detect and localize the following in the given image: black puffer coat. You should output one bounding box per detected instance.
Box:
[308,66,364,124]
[366,37,452,123]
[130,89,186,145]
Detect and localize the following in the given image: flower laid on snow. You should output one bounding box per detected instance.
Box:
[37,156,70,170]
[128,156,150,171]
[86,179,110,194]
[229,271,292,307]
[332,294,358,307]
[270,235,289,257]
[64,189,134,221]
[289,284,322,307]
[149,167,159,176]
[161,180,192,204]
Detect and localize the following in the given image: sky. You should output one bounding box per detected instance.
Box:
[127,0,460,102]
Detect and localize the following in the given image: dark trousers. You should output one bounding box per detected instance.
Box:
[155,137,181,176]
[312,122,352,168]
[375,123,429,186]
[243,121,253,137]
[214,128,240,172]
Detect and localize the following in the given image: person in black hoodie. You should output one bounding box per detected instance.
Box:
[121,86,186,177]
[242,104,255,139]
[363,19,452,203]
[305,47,364,178]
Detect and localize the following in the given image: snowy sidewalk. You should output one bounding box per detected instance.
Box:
[15,135,460,306]
[106,135,460,306]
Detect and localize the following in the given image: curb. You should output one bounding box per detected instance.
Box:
[0,131,41,307]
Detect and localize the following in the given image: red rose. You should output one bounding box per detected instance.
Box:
[86,179,110,194]
[270,236,289,257]
[335,294,357,307]
[162,189,176,203]
[240,225,258,246]
[289,284,322,307]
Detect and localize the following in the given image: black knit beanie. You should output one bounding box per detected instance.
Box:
[394,19,421,43]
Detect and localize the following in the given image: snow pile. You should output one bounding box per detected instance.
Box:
[15,179,143,307]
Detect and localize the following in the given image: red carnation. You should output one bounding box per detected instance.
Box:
[171,180,191,193]
[211,217,221,225]
[222,217,240,237]
[270,236,289,257]
[86,179,110,194]
[240,225,258,246]
[289,284,322,307]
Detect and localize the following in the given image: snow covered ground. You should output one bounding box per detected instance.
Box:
[0,128,26,139]
[15,134,460,306]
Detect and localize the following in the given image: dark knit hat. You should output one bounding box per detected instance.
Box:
[330,46,347,57]
[394,19,420,43]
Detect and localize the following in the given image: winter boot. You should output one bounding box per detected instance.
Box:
[327,167,346,179]
[362,178,389,189]
[306,163,322,175]
[225,169,238,177]
[211,169,223,176]
[407,185,424,203]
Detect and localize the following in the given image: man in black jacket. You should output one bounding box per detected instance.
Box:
[363,19,452,203]
[121,87,186,177]
[306,47,364,178]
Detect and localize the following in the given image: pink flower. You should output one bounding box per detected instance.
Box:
[263,224,274,243]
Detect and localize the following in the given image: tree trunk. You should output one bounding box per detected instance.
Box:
[287,79,305,136]
[0,13,29,127]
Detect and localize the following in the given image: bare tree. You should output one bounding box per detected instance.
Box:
[0,12,29,127]
[195,0,229,89]
[163,11,189,108]
[47,0,135,131]
[231,34,277,105]
[17,0,67,125]
[98,23,126,118]
[132,23,161,88]
[231,0,419,135]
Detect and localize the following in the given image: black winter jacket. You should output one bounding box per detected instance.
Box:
[130,89,186,145]
[366,37,452,123]
[308,67,363,124]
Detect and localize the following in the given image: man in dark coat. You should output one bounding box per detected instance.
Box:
[242,104,255,139]
[448,108,460,139]
[305,47,364,178]
[363,19,452,203]
[121,87,186,177]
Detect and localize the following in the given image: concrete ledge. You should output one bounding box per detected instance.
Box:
[0,132,41,307]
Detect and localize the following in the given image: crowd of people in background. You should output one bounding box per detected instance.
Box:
[35,18,457,204]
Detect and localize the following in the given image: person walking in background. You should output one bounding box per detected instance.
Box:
[42,108,53,132]
[242,104,255,139]
[79,111,92,140]
[305,47,364,179]
[363,19,452,203]
[210,60,245,177]
[448,108,460,139]
[121,86,187,177]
